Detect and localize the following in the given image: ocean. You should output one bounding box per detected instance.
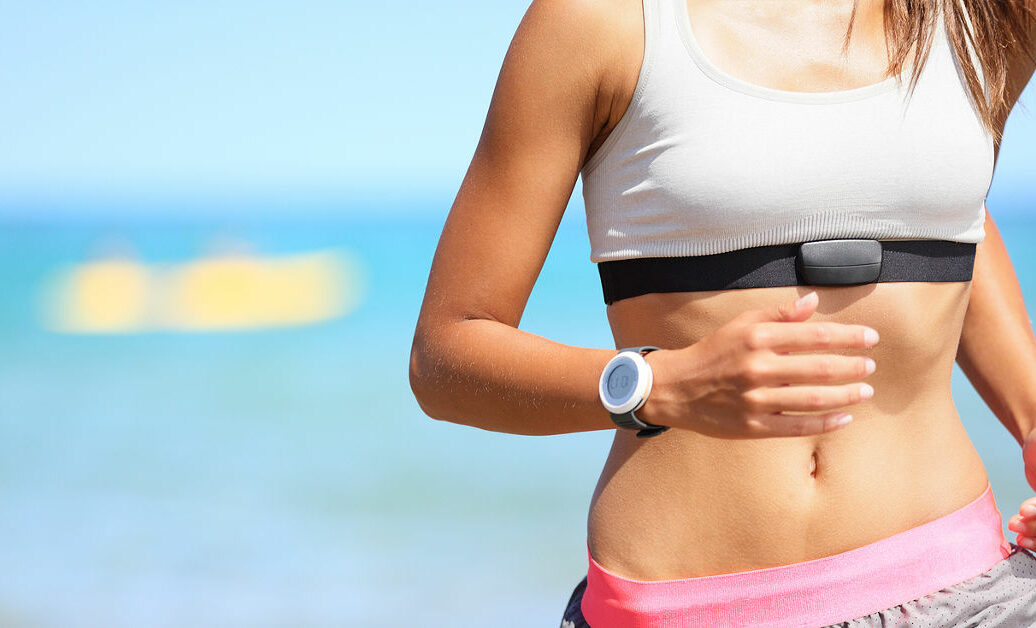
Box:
[1,199,1035,627]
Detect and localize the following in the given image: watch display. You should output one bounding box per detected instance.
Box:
[598,346,669,438]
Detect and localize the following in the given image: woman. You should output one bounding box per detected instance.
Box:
[409,0,1036,625]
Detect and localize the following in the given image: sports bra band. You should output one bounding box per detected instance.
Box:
[598,239,977,305]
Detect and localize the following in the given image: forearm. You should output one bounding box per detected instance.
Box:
[956,209,1036,446]
[409,317,633,435]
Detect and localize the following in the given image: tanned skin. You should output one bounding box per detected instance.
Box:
[410,0,1036,578]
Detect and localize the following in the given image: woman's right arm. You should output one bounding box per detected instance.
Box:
[408,0,878,437]
[408,0,627,436]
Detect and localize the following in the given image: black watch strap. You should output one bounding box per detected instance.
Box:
[609,345,670,439]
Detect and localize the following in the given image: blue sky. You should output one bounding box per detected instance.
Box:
[0,1,1032,215]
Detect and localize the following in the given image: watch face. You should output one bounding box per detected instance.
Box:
[606,362,638,402]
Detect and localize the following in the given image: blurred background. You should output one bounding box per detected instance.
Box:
[1,2,1034,626]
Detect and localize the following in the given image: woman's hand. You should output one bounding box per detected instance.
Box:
[639,290,879,439]
[1008,430,1036,550]
[1008,501,1036,550]
[1008,440,1036,550]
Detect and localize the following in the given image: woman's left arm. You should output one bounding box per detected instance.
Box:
[957,12,1036,450]
[961,0,1036,549]
[956,208,1036,449]
[972,211,1036,549]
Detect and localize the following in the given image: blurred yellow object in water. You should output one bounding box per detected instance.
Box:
[53,260,151,333]
[166,251,349,330]
[46,248,363,333]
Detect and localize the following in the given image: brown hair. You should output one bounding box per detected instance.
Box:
[845,0,1036,142]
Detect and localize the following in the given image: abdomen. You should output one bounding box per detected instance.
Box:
[587,280,990,581]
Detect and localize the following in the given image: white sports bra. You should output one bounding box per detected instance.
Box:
[580,0,993,262]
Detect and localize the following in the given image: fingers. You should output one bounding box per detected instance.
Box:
[745,410,854,438]
[744,382,874,414]
[740,290,819,325]
[1008,514,1034,545]
[1008,498,1036,549]
[742,354,876,386]
[744,321,880,353]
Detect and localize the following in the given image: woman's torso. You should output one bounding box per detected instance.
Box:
[583,0,1000,581]
[590,281,989,580]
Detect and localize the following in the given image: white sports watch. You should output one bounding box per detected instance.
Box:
[598,345,669,438]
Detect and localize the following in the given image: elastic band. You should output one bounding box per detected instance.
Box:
[598,239,977,305]
[581,481,1010,627]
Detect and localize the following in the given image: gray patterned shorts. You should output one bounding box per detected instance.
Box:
[560,542,1036,627]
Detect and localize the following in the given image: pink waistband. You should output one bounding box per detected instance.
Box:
[582,481,1011,628]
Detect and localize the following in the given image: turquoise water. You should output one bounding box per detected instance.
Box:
[2,202,1036,627]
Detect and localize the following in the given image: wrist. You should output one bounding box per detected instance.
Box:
[599,346,670,437]
[636,349,669,428]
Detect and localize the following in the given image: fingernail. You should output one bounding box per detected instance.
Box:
[864,358,876,374]
[1021,537,1035,549]
[795,291,817,308]
[859,384,874,399]
[864,329,879,346]
[836,414,853,426]
[1023,504,1036,517]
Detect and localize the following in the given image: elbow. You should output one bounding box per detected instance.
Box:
[409,342,447,422]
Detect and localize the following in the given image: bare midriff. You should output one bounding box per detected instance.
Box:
[587,279,991,581]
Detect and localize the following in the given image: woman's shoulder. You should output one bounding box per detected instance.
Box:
[517,0,649,163]
[513,0,642,72]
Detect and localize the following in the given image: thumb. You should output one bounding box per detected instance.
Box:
[744,290,819,324]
